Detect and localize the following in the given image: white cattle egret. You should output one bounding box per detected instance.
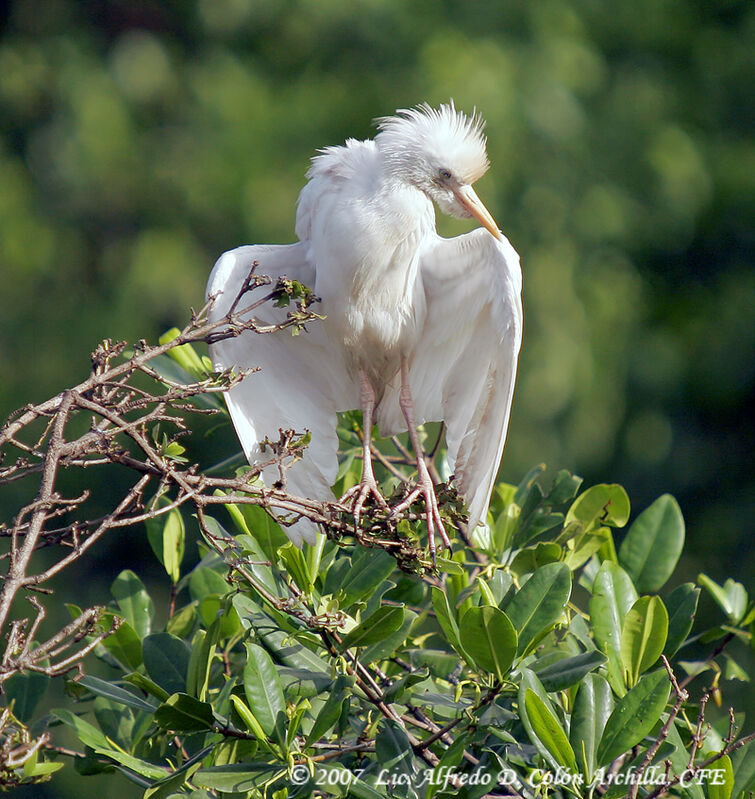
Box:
[207,103,522,556]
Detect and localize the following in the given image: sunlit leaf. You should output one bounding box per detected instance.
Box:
[619,494,684,592]
[596,670,670,766]
[459,605,517,680]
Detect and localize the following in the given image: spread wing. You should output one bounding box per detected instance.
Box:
[206,244,358,546]
[377,229,523,532]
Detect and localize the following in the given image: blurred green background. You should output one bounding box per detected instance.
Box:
[0,2,752,792]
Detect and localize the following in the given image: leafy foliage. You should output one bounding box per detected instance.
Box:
[0,319,752,797]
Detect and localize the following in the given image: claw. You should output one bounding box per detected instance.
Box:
[342,478,389,529]
[390,471,451,562]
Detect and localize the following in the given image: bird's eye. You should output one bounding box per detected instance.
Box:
[438,168,452,181]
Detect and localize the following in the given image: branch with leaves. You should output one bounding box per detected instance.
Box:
[1,275,753,797]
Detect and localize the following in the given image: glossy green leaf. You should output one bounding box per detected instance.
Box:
[243,642,285,738]
[278,542,313,593]
[525,689,578,772]
[459,605,517,680]
[504,562,571,655]
[698,575,748,624]
[596,669,670,766]
[532,650,607,692]
[52,708,112,750]
[111,570,154,639]
[78,675,156,713]
[518,669,568,772]
[186,623,218,702]
[101,616,143,671]
[376,720,415,778]
[432,587,465,657]
[563,527,612,571]
[192,764,281,792]
[146,507,185,584]
[361,608,416,664]
[155,692,215,732]
[569,673,613,780]
[706,754,734,799]
[589,561,638,694]
[664,582,700,656]
[143,632,191,695]
[233,503,289,562]
[619,494,684,592]
[306,674,354,745]
[124,672,169,702]
[339,605,404,650]
[232,595,330,674]
[336,547,397,610]
[731,739,755,799]
[188,563,231,602]
[566,484,631,530]
[620,595,669,685]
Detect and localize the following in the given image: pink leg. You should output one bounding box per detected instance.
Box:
[390,356,451,560]
[341,366,389,527]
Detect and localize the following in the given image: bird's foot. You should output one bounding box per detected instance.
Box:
[390,472,451,563]
[342,478,389,529]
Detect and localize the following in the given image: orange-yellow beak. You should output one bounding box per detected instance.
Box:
[454,185,502,240]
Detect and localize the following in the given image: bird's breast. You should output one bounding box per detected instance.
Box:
[308,184,434,385]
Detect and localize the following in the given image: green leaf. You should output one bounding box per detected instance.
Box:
[518,669,568,773]
[339,605,405,650]
[146,507,185,584]
[232,503,288,563]
[432,587,466,658]
[731,739,755,799]
[111,570,154,639]
[243,642,285,738]
[589,560,638,695]
[188,563,230,601]
[306,674,354,745]
[278,542,313,593]
[232,595,330,674]
[5,671,50,722]
[159,328,208,377]
[143,633,191,695]
[78,675,156,713]
[101,616,143,671]
[524,689,578,772]
[361,608,416,664]
[619,494,685,592]
[155,693,215,732]
[192,764,281,792]
[124,672,169,702]
[596,669,670,766]
[52,708,112,750]
[664,583,700,656]
[336,547,397,610]
[186,624,218,702]
[504,562,571,655]
[620,595,669,686]
[566,484,631,530]
[698,575,748,624]
[532,650,607,692]
[569,673,613,780]
[376,720,416,778]
[706,754,734,799]
[459,606,517,681]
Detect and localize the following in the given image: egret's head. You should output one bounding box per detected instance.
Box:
[375,102,500,238]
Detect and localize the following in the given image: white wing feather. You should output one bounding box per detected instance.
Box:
[376,229,523,532]
[206,243,357,546]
